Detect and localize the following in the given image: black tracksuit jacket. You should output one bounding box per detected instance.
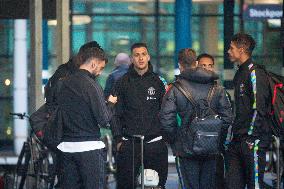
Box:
[112,64,166,142]
[57,69,112,142]
[232,58,272,144]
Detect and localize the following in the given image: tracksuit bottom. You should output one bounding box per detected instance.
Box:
[216,154,226,189]
[116,139,168,189]
[61,149,106,189]
[177,156,217,189]
[226,139,267,189]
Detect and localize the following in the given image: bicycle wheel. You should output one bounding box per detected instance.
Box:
[13,141,37,189]
[31,136,54,189]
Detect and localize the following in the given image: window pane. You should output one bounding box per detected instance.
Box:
[73,0,155,14]
[0,19,14,145]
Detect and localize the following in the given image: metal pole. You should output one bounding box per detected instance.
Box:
[141,135,144,189]
[239,0,244,32]
[56,0,70,67]
[70,0,73,57]
[29,0,44,113]
[175,0,192,75]
[155,0,160,74]
[13,20,28,155]
[223,0,235,100]
[42,20,49,86]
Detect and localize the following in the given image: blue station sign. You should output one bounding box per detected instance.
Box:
[243,4,283,20]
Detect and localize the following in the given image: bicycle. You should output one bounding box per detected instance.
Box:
[10,112,55,189]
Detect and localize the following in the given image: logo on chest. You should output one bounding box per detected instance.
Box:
[147,87,157,100]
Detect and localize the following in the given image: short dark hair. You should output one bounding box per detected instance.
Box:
[231,33,256,55]
[197,53,214,65]
[76,47,108,67]
[79,41,103,53]
[178,48,196,69]
[130,43,148,53]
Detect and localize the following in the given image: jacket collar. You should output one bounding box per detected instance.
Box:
[128,62,154,78]
[238,58,253,71]
[177,67,219,84]
[78,69,96,80]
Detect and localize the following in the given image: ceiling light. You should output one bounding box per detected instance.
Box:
[4,79,11,86]
[47,15,91,26]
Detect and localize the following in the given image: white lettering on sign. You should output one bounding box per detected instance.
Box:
[249,8,283,19]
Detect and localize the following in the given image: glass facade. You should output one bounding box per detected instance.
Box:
[0,20,14,147]
[0,0,282,149]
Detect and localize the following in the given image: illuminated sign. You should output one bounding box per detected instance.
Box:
[243,4,283,20]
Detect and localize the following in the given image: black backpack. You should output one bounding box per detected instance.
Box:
[29,103,63,151]
[29,61,74,150]
[250,65,284,137]
[173,80,223,156]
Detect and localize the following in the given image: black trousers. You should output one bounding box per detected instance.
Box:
[177,156,217,189]
[216,154,225,189]
[226,139,267,189]
[61,149,106,189]
[116,139,168,189]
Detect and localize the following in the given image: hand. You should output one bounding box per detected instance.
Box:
[116,142,123,151]
[108,95,117,104]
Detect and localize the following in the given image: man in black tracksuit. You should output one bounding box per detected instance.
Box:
[57,47,112,189]
[113,43,168,189]
[226,33,272,189]
[43,41,103,188]
[160,48,233,189]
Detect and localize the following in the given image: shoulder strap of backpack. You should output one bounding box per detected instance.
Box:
[207,84,217,107]
[172,80,198,107]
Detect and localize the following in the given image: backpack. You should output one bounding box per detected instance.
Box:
[250,65,284,137]
[29,62,73,150]
[173,80,223,156]
[29,103,63,150]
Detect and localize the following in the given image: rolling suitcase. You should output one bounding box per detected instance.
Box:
[131,135,161,189]
[129,135,145,189]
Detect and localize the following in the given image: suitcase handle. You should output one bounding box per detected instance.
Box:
[130,135,145,189]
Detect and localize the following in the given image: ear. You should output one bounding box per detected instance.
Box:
[147,54,151,62]
[179,63,184,72]
[91,60,97,69]
[130,56,134,63]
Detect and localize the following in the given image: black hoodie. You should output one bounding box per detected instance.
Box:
[160,67,233,155]
[112,63,166,142]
